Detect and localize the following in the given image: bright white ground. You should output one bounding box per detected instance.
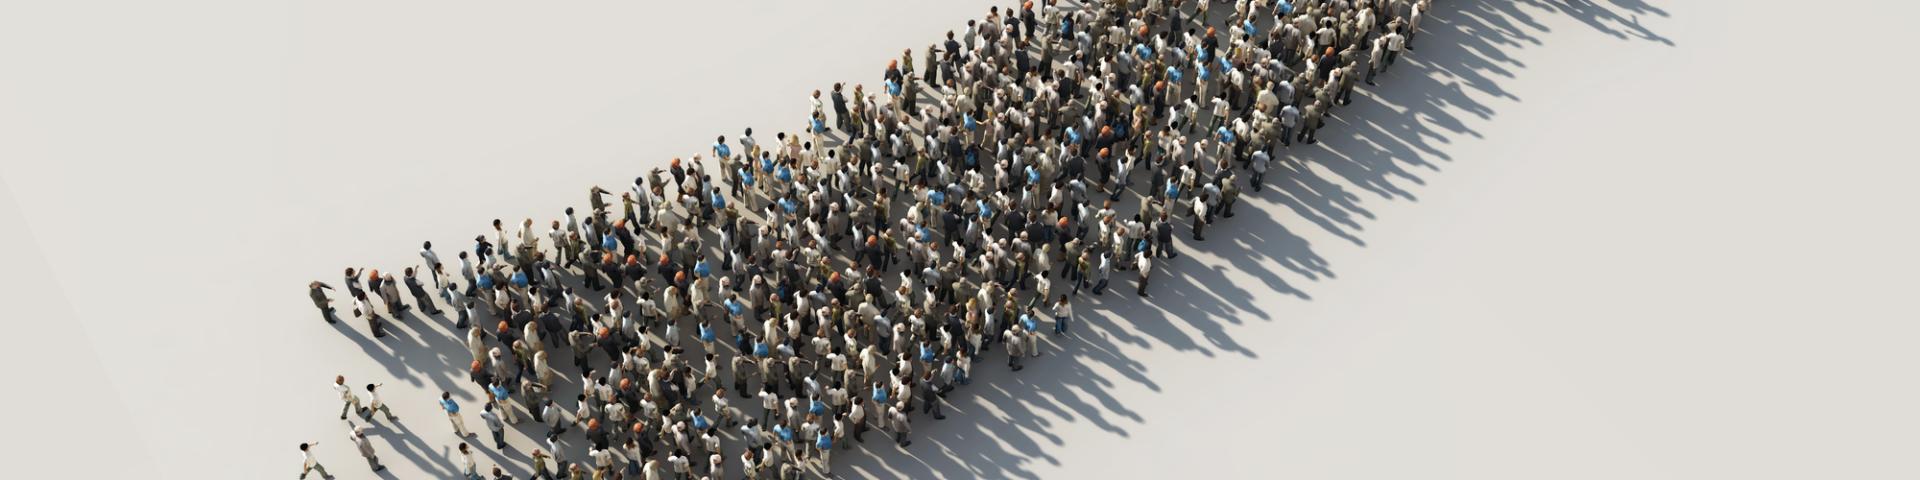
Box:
[3,0,1917,478]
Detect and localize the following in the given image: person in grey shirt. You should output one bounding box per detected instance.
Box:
[1279,103,1301,147]
[346,422,386,472]
[480,402,507,450]
[308,281,336,324]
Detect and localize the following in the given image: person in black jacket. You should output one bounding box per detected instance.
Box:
[403,267,443,315]
[1155,212,1177,258]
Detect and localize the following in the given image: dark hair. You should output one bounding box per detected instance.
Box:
[422,241,432,249]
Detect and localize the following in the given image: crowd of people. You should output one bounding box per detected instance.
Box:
[300,0,1429,478]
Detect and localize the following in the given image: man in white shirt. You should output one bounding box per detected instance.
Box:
[1136,250,1153,297]
[457,443,479,479]
[298,441,332,479]
[420,241,443,287]
[1382,28,1405,69]
[1191,194,1211,241]
[333,375,363,420]
[364,383,397,422]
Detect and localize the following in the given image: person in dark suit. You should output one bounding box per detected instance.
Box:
[309,281,336,323]
[404,267,443,315]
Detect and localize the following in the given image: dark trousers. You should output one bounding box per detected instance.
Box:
[413,293,442,314]
[491,428,506,449]
[921,396,944,417]
[1138,274,1150,296]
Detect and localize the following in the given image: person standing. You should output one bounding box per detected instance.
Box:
[405,267,443,315]
[814,430,834,474]
[1249,150,1270,191]
[1003,324,1026,371]
[481,402,508,450]
[890,404,913,448]
[421,241,444,287]
[308,281,336,324]
[333,375,364,421]
[530,448,554,480]
[346,422,386,472]
[1381,27,1405,70]
[352,291,387,338]
[1297,100,1323,145]
[1408,2,1426,50]
[447,280,472,329]
[458,443,481,480]
[1278,102,1300,147]
[1136,249,1153,297]
[831,83,851,132]
[1090,251,1112,295]
[917,371,946,420]
[378,272,409,317]
[441,392,474,438]
[298,441,333,479]
[1052,295,1073,334]
[488,379,520,424]
[1366,34,1386,85]
[541,398,568,437]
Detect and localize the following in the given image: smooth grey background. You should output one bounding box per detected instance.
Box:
[2,0,1917,478]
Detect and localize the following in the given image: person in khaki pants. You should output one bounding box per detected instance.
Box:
[332,375,363,420]
[346,422,385,472]
[441,392,473,438]
[298,441,333,479]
